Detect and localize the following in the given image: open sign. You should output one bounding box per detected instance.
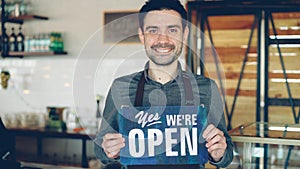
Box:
[118,106,208,165]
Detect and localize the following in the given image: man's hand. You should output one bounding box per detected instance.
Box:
[202,124,227,162]
[101,133,125,159]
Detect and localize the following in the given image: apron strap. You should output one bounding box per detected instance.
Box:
[134,72,146,107]
[134,71,194,107]
[182,73,194,106]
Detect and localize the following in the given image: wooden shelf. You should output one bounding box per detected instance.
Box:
[1,15,48,24]
[9,15,48,20]
[3,51,67,57]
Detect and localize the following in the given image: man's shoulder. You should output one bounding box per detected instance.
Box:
[183,71,215,84]
[112,71,143,85]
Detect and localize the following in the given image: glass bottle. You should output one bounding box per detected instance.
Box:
[9,27,17,52]
[16,26,25,52]
[2,28,10,55]
[0,34,2,52]
[57,33,64,52]
[49,32,59,52]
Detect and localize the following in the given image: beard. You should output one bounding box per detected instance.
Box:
[145,42,183,66]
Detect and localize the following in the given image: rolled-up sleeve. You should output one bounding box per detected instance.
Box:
[94,87,120,164]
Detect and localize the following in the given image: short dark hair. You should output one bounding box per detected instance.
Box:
[139,0,187,30]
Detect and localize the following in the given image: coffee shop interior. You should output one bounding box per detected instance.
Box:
[0,0,299,168]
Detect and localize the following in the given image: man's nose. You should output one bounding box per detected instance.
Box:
[157,32,169,42]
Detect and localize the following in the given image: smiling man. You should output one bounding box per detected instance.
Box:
[94,0,233,169]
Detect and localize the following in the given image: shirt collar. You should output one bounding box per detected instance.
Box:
[143,61,183,83]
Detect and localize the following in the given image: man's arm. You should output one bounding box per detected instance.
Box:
[94,88,123,164]
[203,122,233,168]
[204,80,234,167]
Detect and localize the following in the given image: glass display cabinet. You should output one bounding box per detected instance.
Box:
[229,122,300,169]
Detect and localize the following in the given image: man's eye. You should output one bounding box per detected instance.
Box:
[148,29,158,34]
[169,28,178,33]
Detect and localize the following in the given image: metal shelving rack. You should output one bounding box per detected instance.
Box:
[187,0,300,128]
[187,1,300,168]
[263,9,300,124]
[187,0,262,130]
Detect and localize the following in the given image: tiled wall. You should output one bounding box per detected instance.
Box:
[0,0,148,118]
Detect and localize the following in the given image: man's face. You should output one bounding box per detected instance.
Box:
[139,10,189,66]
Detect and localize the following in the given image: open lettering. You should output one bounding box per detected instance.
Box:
[128,127,198,157]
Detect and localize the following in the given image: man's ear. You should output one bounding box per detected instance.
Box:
[183,26,189,44]
[138,28,145,44]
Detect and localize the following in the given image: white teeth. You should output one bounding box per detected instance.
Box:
[157,49,169,52]
[156,48,171,53]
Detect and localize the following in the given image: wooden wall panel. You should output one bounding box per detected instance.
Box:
[226,97,257,127]
[269,82,300,98]
[225,79,257,90]
[205,61,257,71]
[206,30,257,47]
[268,106,299,124]
[269,56,300,71]
[196,13,300,128]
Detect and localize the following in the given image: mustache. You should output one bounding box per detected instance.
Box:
[151,43,175,49]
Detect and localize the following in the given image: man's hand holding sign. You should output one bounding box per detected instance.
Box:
[117,106,208,165]
[203,124,227,162]
[101,133,125,159]
[101,122,227,163]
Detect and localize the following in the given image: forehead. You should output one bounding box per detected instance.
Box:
[143,10,182,28]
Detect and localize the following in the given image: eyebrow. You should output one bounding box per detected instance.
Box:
[145,26,158,31]
[145,25,181,31]
[167,25,181,29]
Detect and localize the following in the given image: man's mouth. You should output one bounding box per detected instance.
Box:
[151,43,175,54]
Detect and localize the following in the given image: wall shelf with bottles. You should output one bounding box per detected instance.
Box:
[1,0,67,58]
[5,51,67,58]
[1,15,49,24]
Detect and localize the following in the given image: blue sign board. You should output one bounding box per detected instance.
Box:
[118,106,208,165]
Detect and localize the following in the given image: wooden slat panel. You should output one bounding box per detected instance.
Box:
[269,56,300,70]
[205,54,257,63]
[204,12,300,30]
[226,97,256,128]
[225,72,257,79]
[207,29,299,47]
[189,11,300,127]
[212,72,300,79]
[205,62,257,72]
[206,30,257,47]
[225,88,256,97]
[269,82,300,98]
[215,47,257,54]
[204,47,257,63]
[224,79,257,90]
[207,72,257,80]
[272,12,300,19]
[203,47,299,63]
[269,73,300,79]
[269,47,300,53]
[270,29,300,36]
[272,19,300,29]
[268,106,299,124]
[207,15,255,30]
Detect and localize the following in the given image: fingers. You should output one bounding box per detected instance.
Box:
[205,133,226,148]
[101,133,125,159]
[202,124,227,161]
[206,135,227,156]
[207,139,227,153]
[202,124,224,141]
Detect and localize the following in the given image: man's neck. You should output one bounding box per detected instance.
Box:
[148,61,178,84]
